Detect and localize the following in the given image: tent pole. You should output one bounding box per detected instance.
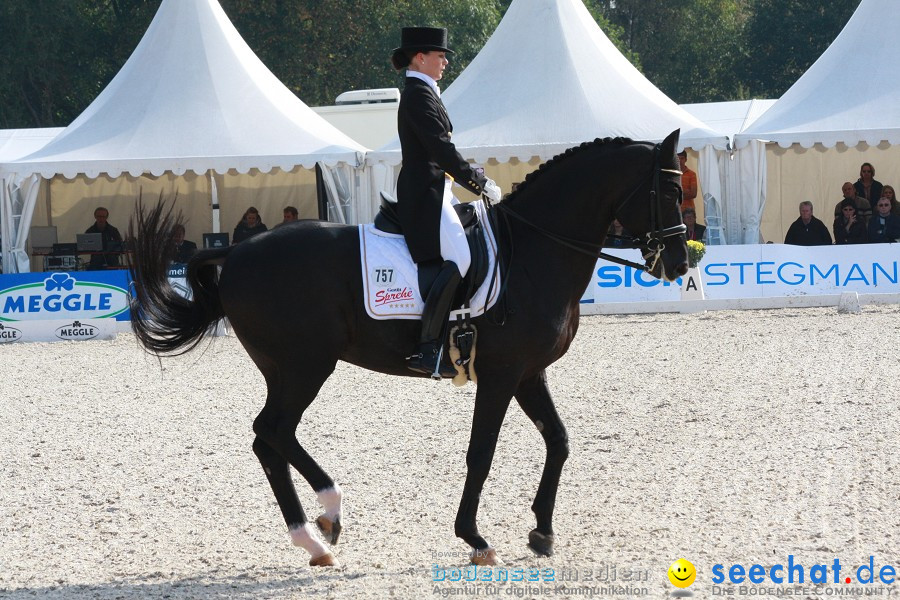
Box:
[210,171,220,234]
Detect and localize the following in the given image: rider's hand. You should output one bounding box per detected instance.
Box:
[482,178,502,203]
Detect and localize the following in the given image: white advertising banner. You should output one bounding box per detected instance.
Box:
[584,244,900,304]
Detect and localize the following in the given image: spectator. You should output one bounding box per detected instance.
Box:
[880,185,900,217]
[603,219,630,248]
[833,198,868,244]
[274,206,299,228]
[784,201,832,246]
[682,208,706,242]
[867,197,900,243]
[233,207,267,244]
[853,162,883,206]
[834,181,872,224]
[171,224,197,263]
[677,151,698,213]
[85,206,124,268]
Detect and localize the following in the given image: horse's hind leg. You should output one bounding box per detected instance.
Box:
[513,371,569,557]
[252,360,343,566]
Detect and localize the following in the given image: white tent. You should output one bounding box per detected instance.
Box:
[0,0,366,273]
[733,0,900,243]
[365,0,729,229]
[681,100,775,140]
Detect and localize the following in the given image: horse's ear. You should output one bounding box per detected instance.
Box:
[661,129,680,157]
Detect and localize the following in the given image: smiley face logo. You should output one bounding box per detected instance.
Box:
[668,558,696,588]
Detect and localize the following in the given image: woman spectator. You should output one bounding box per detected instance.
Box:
[880,185,900,216]
[867,197,900,243]
[833,198,868,244]
[233,207,267,244]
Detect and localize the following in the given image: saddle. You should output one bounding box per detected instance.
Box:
[374,192,491,380]
[374,192,490,306]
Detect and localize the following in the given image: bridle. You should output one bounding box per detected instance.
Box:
[494,142,687,274]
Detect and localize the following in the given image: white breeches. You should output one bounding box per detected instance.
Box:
[439,178,471,278]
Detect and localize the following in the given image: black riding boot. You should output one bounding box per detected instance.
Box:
[407,261,462,379]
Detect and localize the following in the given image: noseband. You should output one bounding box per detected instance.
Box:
[495,142,686,273]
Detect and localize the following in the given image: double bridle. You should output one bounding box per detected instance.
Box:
[493,142,687,274]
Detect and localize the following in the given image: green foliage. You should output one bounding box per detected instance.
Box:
[738,0,861,98]
[0,0,867,128]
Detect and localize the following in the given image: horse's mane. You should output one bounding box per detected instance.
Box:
[501,137,636,204]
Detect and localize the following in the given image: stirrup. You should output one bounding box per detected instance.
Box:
[407,343,456,379]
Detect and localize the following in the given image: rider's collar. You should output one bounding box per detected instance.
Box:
[406,70,441,97]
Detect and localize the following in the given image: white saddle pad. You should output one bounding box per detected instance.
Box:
[359,201,500,320]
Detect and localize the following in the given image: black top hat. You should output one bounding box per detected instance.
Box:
[393,27,454,54]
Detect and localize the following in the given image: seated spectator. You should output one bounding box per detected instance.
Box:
[867,197,900,243]
[677,151,698,212]
[682,208,706,242]
[853,162,883,206]
[274,206,299,228]
[833,199,868,244]
[171,224,197,263]
[603,219,630,248]
[834,182,872,224]
[880,185,900,216]
[233,207,267,244]
[85,206,124,269]
[785,201,832,246]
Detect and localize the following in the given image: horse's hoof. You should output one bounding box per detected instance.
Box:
[309,552,339,567]
[528,529,555,557]
[316,515,342,545]
[471,547,502,566]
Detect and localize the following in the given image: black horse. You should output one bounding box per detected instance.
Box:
[128,129,688,567]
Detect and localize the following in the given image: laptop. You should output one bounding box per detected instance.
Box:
[30,226,58,253]
[76,233,104,252]
[203,232,229,249]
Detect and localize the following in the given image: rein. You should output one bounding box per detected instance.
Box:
[494,143,686,273]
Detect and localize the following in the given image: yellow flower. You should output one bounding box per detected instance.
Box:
[686,240,706,268]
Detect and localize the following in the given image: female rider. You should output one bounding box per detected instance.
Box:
[390,27,502,377]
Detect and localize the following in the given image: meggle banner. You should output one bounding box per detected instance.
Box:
[0,271,131,322]
[584,244,900,303]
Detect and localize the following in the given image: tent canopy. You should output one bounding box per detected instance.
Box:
[0,0,365,180]
[0,128,65,162]
[681,100,775,140]
[369,0,728,166]
[735,0,899,149]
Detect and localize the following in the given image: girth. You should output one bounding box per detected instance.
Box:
[374,193,489,307]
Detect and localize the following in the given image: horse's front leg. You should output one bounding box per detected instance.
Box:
[454,379,515,566]
[514,370,569,557]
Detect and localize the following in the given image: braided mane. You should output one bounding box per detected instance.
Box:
[500,137,636,204]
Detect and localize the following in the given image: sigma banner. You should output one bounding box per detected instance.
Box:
[0,271,131,322]
[584,243,900,303]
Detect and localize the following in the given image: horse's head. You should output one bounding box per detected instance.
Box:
[614,129,689,281]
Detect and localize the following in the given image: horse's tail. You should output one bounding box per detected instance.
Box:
[127,196,231,356]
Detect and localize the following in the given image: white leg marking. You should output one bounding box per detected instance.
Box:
[317,484,342,521]
[289,523,330,557]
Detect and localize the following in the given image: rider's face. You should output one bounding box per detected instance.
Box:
[416,51,447,81]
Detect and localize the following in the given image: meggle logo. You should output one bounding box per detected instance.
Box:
[0,323,23,343]
[0,274,129,321]
[55,320,100,341]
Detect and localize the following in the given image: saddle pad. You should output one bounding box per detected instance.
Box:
[359,201,500,321]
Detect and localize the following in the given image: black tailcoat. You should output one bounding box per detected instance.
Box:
[396,77,486,263]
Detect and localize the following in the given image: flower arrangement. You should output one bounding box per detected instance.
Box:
[686,240,706,268]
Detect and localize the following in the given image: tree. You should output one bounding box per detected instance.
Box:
[738,0,861,98]
[590,0,749,103]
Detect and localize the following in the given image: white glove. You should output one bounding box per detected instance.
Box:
[482,178,502,203]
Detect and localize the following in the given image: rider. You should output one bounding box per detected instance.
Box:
[391,26,502,377]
